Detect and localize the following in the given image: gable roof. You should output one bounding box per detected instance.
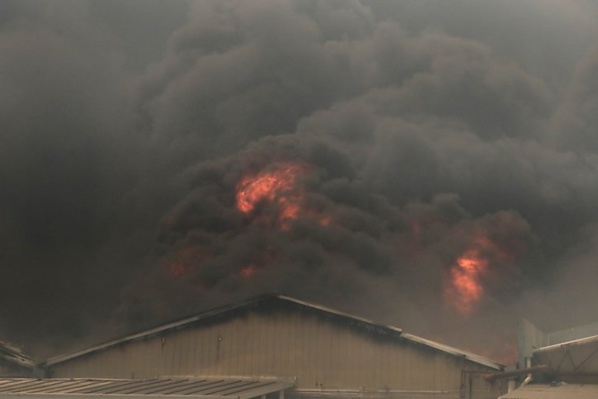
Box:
[45,294,502,370]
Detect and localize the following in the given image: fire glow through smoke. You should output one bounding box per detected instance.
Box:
[235,162,309,229]
[446,247,487,315]
[445,235,509,316]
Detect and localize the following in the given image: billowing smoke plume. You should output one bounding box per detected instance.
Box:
[1,0,598,362]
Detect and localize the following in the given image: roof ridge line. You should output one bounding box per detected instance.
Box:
[44,294,501,370]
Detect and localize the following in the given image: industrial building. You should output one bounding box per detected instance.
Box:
[37,294,506,399]
[498,321,598,399]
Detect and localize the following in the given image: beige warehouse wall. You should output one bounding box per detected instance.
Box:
[50,310,500,396]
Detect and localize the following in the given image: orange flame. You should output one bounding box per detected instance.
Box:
[235,162,310,229]
[447,247,487,315]
[445,235,505,315]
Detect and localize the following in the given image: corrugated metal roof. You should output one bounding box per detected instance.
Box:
[533,334,598,354]
[44,294,502,370]
[499,383,598,399]
[0,378,293,399]
[532,333,598,377]
[400,332,501,370]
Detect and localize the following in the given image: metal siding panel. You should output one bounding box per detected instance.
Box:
[303,314,317,387]
[282,313,292,378]
[351,328,365,388]
[337,322,353,387]
[153,337,164,378]
[408,344,419,387]
[379,340,392,388]
[182,329,193,375]
[262,314,273,376]
[195,326,208,376]
[199,325,210,376]
[333,324,348,384]
[271,314,283,376]
[220,320,231,375]
[379,340,391,388]
[204,325,218,375]
[244,314,259,376]
[294,312,304,385]
[168,333,178,375]
[368,336,380,388]
[196,326,207,375]
[215,324,224,376]
[327,321,338,387]
[319,321,331,388]
[131,340,145,378]
[273,312,287,379]
[316,317,327,386]
[241,316,252,375]
[232,317,246,376]
[266,314,276,376]
[193,327,206,376]
[250,315,261,376]
[337,322,354,388]
[375,342,391,389]
[237,317,251,376]
[277,314,288,378]
[311,317,321,387]
[272,314,282,376]
[173,330,184,376]
[229,318,243,375]
[49,308,496,397]
[296,312,309,386]
[128,341,140,379]
[175,330,187,376]
[254,313,268,375]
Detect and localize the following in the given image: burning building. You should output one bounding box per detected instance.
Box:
[1,3,598,387]
[41,295,506,399]
[131,136,532,369]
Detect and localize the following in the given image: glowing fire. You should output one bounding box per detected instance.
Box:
[235,162,312,229]
[446,247,488,315]
[445,235,506,315]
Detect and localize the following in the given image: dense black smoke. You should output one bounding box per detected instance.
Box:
[1,0,597,362]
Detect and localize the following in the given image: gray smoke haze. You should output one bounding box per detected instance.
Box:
[1,0,598,362]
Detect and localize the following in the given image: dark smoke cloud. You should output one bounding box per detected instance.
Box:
[1,0,598,363]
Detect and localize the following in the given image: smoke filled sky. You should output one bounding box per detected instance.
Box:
[1,0,598,361]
